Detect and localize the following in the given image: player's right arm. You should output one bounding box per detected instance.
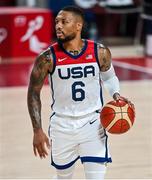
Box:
[27,49,53,158]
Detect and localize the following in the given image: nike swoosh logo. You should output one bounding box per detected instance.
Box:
[89,119,97,125]
[58,57,67,62]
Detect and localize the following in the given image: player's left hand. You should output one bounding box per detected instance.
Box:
[113,92,135,110]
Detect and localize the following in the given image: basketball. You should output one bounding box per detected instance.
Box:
[100,99,135,134]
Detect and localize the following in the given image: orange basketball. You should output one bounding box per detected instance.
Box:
[100,99,135,134]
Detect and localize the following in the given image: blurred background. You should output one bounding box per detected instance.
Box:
[0,0,152,179]
[0,0,152,87]
[0,0,152,86]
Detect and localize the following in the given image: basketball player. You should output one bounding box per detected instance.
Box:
[27,6,127,179]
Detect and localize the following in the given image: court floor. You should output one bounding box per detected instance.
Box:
[0,45,152,179]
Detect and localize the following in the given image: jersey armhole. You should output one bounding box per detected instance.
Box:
[49,46,56,75]
[94,42,100,70]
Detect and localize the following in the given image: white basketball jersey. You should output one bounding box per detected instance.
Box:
[49,39,103,116]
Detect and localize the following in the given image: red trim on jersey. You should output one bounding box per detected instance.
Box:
[51,40,97,66]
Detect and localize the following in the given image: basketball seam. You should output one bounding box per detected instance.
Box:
[106,114,119,131]
[101,112,128,118]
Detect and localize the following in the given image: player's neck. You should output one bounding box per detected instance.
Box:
[62,38,84,55]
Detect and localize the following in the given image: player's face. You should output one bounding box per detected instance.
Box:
[55,11,81,43]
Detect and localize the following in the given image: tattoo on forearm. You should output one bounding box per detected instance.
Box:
[27,49,52,131]
[28,87,42,130]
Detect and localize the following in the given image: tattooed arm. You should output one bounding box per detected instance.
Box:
[97,44,112,72]
[27,49,53,158]
[97,44,134,107]
[97,44,120,100]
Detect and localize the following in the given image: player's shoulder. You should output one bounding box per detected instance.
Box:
[95,41,106,49]
[87,39,108,51]
[34,45,55,67]
[38,47,52,61]
[34,47,54,73]
[95,41,111,55]
[40,41,61,58]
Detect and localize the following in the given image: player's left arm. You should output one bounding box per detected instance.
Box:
[97,44,134,109]
[97,44,121,101]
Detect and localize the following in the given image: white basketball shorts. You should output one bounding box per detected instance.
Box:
[48,111,112,170]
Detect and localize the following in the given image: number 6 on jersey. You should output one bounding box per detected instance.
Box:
[72,81,85,101]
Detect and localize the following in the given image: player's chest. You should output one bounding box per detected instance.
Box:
[53,63,99,80]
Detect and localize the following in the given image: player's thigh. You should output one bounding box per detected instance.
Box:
[78,119,111,162]
[51,136,79,166]
[49,115,79,166]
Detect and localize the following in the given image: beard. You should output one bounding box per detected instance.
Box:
[57,32,76,43]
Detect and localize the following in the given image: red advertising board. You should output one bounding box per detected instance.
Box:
[0,7,53,58]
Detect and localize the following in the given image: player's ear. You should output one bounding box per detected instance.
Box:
[76,22,83,31]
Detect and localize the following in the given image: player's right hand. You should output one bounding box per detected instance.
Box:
[33,128,51,159]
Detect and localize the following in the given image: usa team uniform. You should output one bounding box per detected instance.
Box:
[48,39,112,169]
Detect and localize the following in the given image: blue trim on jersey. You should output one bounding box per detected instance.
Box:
[94,42,100,70]
[80,156,112,163]
[59,39,88,59]
[50,76,55,110]
[50,46,56,75]
[50,112,56,118]
[51,156,80,170]
[100,85,103,106]
[48,112,56,137]
[48,46,56,110]
[94,42,104,106]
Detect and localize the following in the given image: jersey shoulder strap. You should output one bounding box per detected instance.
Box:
[48,42,60,75]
